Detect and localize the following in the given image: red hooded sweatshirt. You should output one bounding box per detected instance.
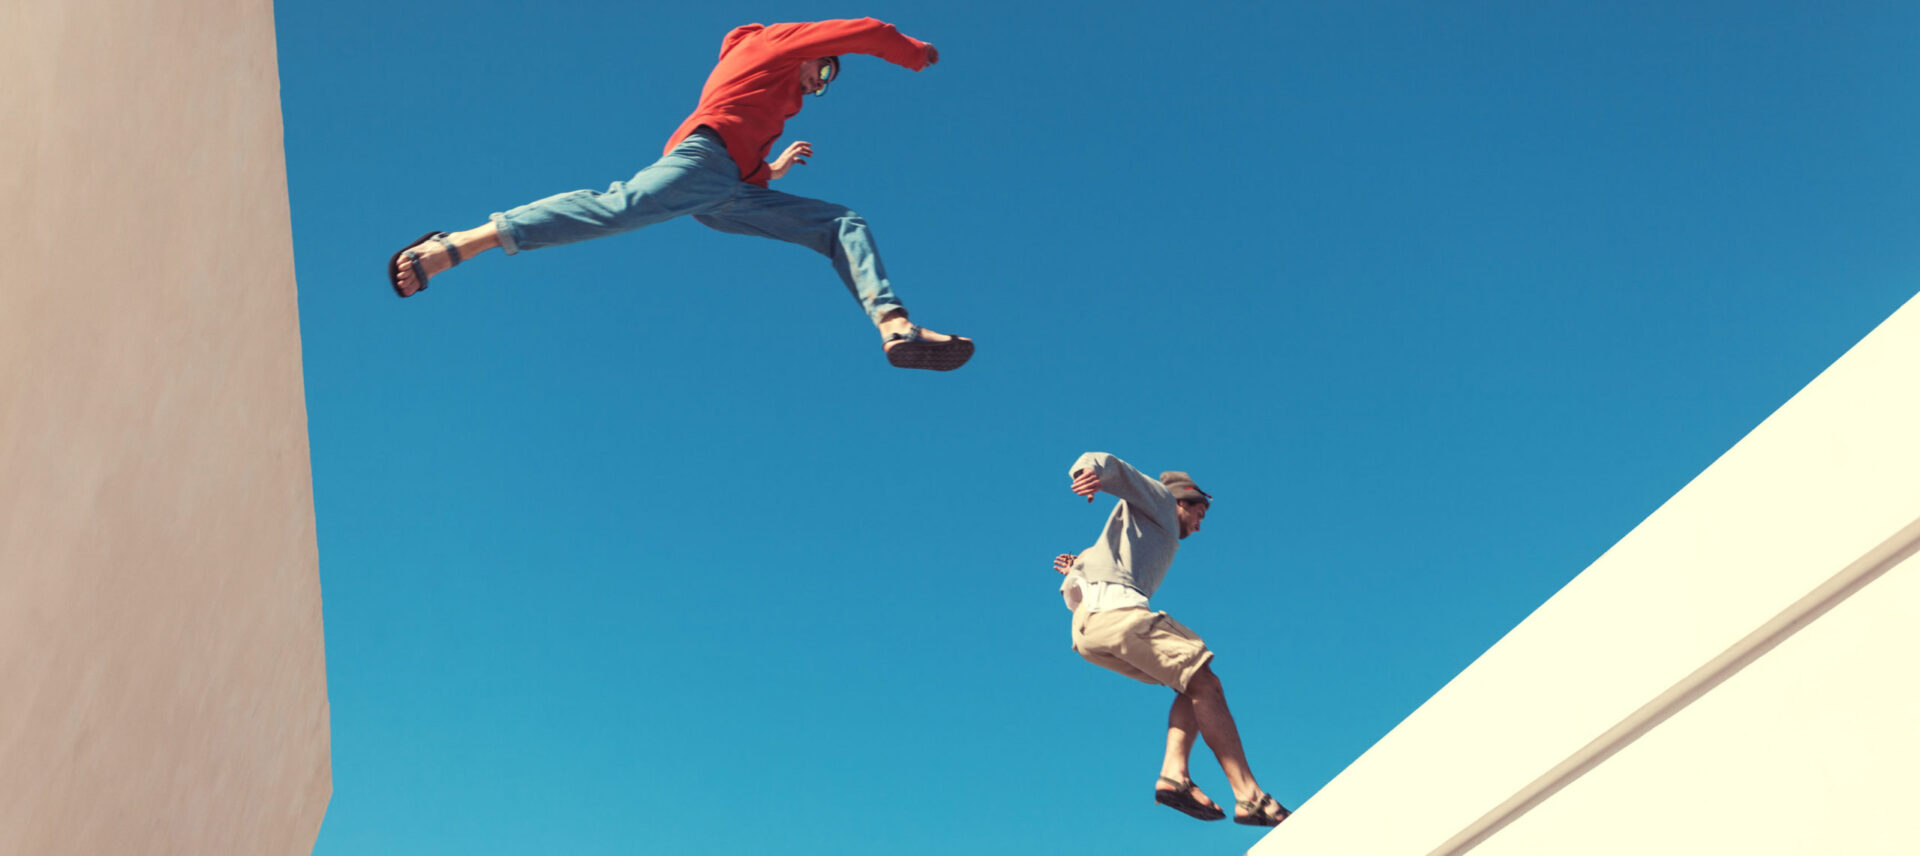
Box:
[664,18,934,187]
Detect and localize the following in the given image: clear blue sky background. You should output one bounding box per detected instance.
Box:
[278,1,1917,852]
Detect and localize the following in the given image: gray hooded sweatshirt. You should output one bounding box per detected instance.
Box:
[1063,452,1182,600]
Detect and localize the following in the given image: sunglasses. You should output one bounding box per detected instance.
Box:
[813,57,839,96]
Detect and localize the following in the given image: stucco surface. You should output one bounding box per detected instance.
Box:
[1,0,331,853]
[1470,550,1920,856]
[1250,292,1920,855]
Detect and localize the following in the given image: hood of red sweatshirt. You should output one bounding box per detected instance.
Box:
[718,24,761,59]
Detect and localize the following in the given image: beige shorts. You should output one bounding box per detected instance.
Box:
[1071,605,1213,694]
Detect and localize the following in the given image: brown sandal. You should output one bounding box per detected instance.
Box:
[1234,792,1291,827]
[883,325,974,371]
[1153,776,1225,821]
[388,231,462,298]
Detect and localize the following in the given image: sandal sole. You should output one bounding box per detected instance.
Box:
[885,338,974,371]
[1155,791,1226,821]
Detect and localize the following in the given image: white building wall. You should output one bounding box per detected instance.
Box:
[1472,550,1920,856]
[1251,292,1920,856]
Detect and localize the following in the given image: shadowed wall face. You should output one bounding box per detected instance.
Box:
[1,0,331,853]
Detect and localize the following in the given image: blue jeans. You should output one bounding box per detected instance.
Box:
[489,131,903,324]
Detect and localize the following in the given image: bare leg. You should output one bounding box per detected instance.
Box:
[394,223,504,297]
[1185,663,1284,821]
[1156,694,1223,813]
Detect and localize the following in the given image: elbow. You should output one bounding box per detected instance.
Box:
[1072,451,1114,474]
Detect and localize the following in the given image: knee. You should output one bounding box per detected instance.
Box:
[1183,664,1222,699]
[834,210,868,233]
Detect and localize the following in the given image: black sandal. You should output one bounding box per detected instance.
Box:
[1153,776,1226,821]
[1233,792,1291,827]
[883,325,974,371]
[388,231,462,298]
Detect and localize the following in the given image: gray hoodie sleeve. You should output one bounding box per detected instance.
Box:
[1070,452,1179,532]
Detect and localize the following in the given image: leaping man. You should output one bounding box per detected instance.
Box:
[1055,452,1291,827]
[388,17,973,371]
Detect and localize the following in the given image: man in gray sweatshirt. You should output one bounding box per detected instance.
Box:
[1055,451,1289,827]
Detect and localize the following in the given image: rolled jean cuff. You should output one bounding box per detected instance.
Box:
[488,212,523,255]
[868,301,905,325]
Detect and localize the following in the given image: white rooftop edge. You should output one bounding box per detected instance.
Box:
[1251,291,1920,856]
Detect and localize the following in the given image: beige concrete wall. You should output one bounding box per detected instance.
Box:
[1250,292,1920,856]
[0,0,331,853]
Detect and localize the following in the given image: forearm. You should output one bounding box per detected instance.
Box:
[1069,451,1117,481]
[1070,452,1176,509]
[1069,452,1140,496]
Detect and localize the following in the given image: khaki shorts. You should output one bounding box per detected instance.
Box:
[1071,605,1213,694]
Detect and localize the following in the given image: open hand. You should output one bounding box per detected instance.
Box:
[769,140,813,180]
[1070,469,1101,502]
[1053,553,1078,574]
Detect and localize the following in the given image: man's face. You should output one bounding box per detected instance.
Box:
[1177,500,1209,540]
[799,57,836,96]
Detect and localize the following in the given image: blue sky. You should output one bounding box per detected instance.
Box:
[277,1,1917,852]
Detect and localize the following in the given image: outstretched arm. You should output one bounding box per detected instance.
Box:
[1067,452,1180,525]
[758,18,937,70]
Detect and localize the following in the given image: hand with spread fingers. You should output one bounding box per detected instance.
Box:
[770,140,813,180]
[1054,553,1079,574]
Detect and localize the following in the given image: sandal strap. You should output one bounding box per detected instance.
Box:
[401,248,429,292]
[431,232,463,268]
[1237,792,1289,824]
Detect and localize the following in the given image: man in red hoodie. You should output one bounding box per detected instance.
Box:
[387,18,972,371]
